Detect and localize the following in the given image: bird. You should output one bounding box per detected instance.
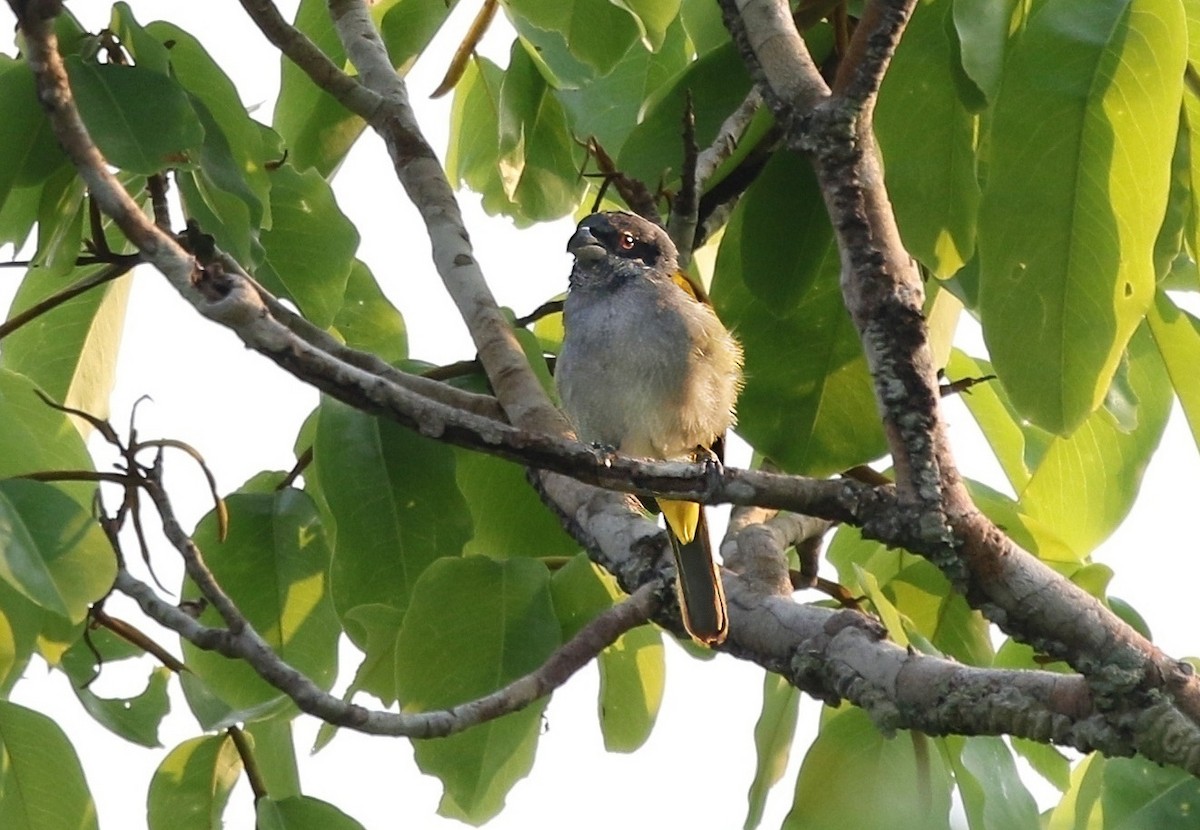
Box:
[555,210,743,645]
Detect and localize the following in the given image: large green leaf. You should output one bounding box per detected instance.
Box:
[257,796,366,830]
[272,0,360,177]
[328,260,407,363]
[65,58,205,174]
[0,700,98,830]
[1,265,131,424]
[784,706,952,829]
[0,480,113,624]
[617,41,753,194]
[494,43,587,223]
[744,672,801,830]
[147,735,242,830]
[506,0,643,79]
[558,17,690,157]
[711,154,886,475]
[1018,325,1171,556]
[396,557,560,824]
[144,20,272,227]
[256,165,359,327]
[243,716,301,800]
[951,0,1018,103]
[0,62,68,215]
[455,450,579,559]
[180,490,339,720]
[0,580,42,696]
[877,0,980,277]
[550,553,663,753]
[312,396,471,632]
[977,0,1186,433]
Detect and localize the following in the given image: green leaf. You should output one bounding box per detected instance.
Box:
[1184,0,1200,263]
[947,350,1040,492]
[396,557,560,824]
[147,735,242,830]
[145,21,272,227]
[1019,325,1172,555]
[65,58,205,173]
[977,0,1186,433]
[1146,290,1200,452]
[1045,752,1105,830]
[0,580,42,696]
[744,672,800,830]
[550,554,663,753]
[0,700,99,830]
[949,736,1040,830]
[0,62,68,214]
[1,264,132,425]
[712,159,886,475]
[951,0,1017,102]
[109,3,172,75]
[877,0,980,277]
[257,796,366,830]
[784,706,952,829]
[272,0,362,177]
[0,480,114,624]
[338,604,405,706]
[558,17,690,157]
[618,42,753,193]
[493,43,587,223]
[328,260,407,363]
[506,0,642,78]
[313,396,471,634]
[1099,755,1200,827]
[256,165,359,327]
[180,490,339,720]
[456,450,579,558]
[61,627,171,747]
[447,58,506,207]
[377,0,456,77]
[621,0,683,51]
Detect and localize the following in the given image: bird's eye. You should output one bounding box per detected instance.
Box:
[619,233,635,250]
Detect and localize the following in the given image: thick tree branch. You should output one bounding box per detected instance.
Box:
[721,0,1200,767]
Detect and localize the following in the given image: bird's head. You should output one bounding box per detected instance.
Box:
[566,211,678,289]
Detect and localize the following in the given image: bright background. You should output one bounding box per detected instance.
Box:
[0,2,1195,828]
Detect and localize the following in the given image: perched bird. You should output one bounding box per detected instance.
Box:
[556,211,743,645]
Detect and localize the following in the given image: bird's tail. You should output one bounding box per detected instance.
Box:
[664,505,728,646]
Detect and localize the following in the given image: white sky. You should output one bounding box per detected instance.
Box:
[1,2,1197,828]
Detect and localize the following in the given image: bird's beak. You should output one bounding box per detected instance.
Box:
[567,226,606,262]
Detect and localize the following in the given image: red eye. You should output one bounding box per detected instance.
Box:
[619,233,635,250]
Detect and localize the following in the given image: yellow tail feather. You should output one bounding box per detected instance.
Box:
[660,499,700,545]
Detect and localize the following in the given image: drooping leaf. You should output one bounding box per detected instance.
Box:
[877,0,980,277]
[61,627,171,747]
[1,265,132,425]
[948,736,1040,830]
[257,795,366,830]
[147,735,242,830]
[396,557,560,824]
[1019,326,1171,556]
[784,706,952,829]
[312,396,471,635]
[0,700,99,830]
[328,260,407,363]
[256,165,359,328]
[744,671,801,830]
[180,490,339,721]
[977,0,1186,433]
[0,480,114,624]
[65,58,205,174]
[711,156,886,475]
[550,553,663,753]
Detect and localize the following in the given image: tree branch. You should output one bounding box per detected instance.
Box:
[721,0,1200,765]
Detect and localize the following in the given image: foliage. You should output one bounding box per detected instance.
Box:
[0,0,1198,827]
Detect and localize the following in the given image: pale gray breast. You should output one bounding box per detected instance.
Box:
[558,277,740,460]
